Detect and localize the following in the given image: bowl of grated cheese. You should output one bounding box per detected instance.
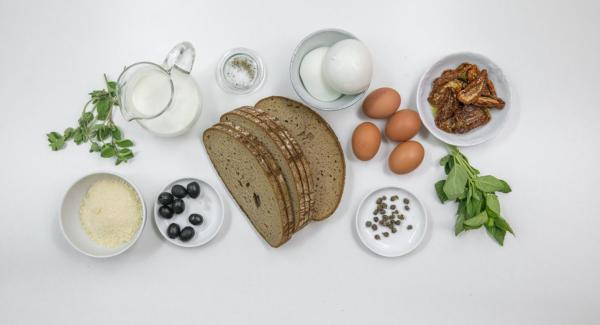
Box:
[59,172,147,258]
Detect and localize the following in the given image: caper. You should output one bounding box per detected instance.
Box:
[390,205,396,210]
[407,225,413,230]
[395,220,401,225]
[403,198,410,204]
[391,228,397,233]
[399,215,405,220]
[374,234,381,240]
[383,232,389,237]
[404,205,410,211]
[373,216,379,222]
[366,221,372,227]
[371,225,378,231]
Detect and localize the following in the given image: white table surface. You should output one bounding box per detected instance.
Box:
[1,0,599,324]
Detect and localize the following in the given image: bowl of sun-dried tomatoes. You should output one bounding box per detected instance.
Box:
[417,52,511,146]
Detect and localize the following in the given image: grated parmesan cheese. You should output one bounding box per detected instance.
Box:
[79,178,142,248]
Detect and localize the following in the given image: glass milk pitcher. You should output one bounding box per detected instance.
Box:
[117,42,202,137]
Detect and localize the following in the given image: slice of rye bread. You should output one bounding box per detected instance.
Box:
[203,123,293,247]
[219,120,304,233]
[219,122,295,240]
[238,107,316,225]
[221,109,312,231]
[254,96,345,221]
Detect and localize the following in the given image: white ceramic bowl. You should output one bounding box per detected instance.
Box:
[416,52,511,146]
[59,172,147,258]
[355,187,428,257]
[290,28,368,111]
[153,178,224,248]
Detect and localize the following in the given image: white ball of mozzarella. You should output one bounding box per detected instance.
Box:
[322,39,373,95]
[299,47,342,102]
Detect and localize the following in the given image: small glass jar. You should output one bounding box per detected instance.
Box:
[216,48,266,95]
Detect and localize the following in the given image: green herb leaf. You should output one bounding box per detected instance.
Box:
[89,142,101,152]
[47,132,65,151]
[96,125,111,141]
[73,128,85,145]
[96,98,110,121]
[486,225,506,246]
[466,196,483,219]
[485,193,501,217]
[464,211,488,228]
[455,214,465,235]
[444,156,455,175]
[444,164,468,200]
[440,154,451,167]
[494,216,514,235]
[63,127,75,140]
[116,139,134,148]
[111,126,122,140]
[100,145,116,158]
[435,180,448,203]
[475,175,512,193]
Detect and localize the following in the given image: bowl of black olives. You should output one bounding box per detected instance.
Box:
[153,178,224,248]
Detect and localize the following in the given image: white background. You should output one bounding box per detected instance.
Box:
[1,0,599,324]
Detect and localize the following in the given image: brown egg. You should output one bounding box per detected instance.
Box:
[352,122,381,161]
[362,87,401,119]
[385,109,422,142]
[388,141,425,174]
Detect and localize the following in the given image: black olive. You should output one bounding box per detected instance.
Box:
[171,184,187,198]
[166,223,180,239]
[189,213,204,226]
[157,192,174,205]
[158,205,174,219]
[187,182,201,198]
[173,199,185,214]
[179,226,195,242]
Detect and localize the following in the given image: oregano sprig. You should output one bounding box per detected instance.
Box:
[435,145,514,246]
[47,75,135,165]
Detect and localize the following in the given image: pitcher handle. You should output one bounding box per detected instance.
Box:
[163,42,195,74]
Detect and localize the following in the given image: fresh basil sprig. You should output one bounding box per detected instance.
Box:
[435,146,513,245]
[47,75,135,165]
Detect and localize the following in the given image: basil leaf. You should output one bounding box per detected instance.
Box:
[491,226,506,246]
[475,175,511,193]
[464,211,488,228]
[485,193,501,217]
[444,157,455,175]
[435,180,448,203]
[467,197,483,219]
[444,164,468,200]
[440,154,451,167]
[455,214,465,235]
[116,139,134,148]
[495,216,514,235]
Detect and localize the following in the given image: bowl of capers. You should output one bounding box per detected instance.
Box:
[153,177,224,248]
[355,186,428,257]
